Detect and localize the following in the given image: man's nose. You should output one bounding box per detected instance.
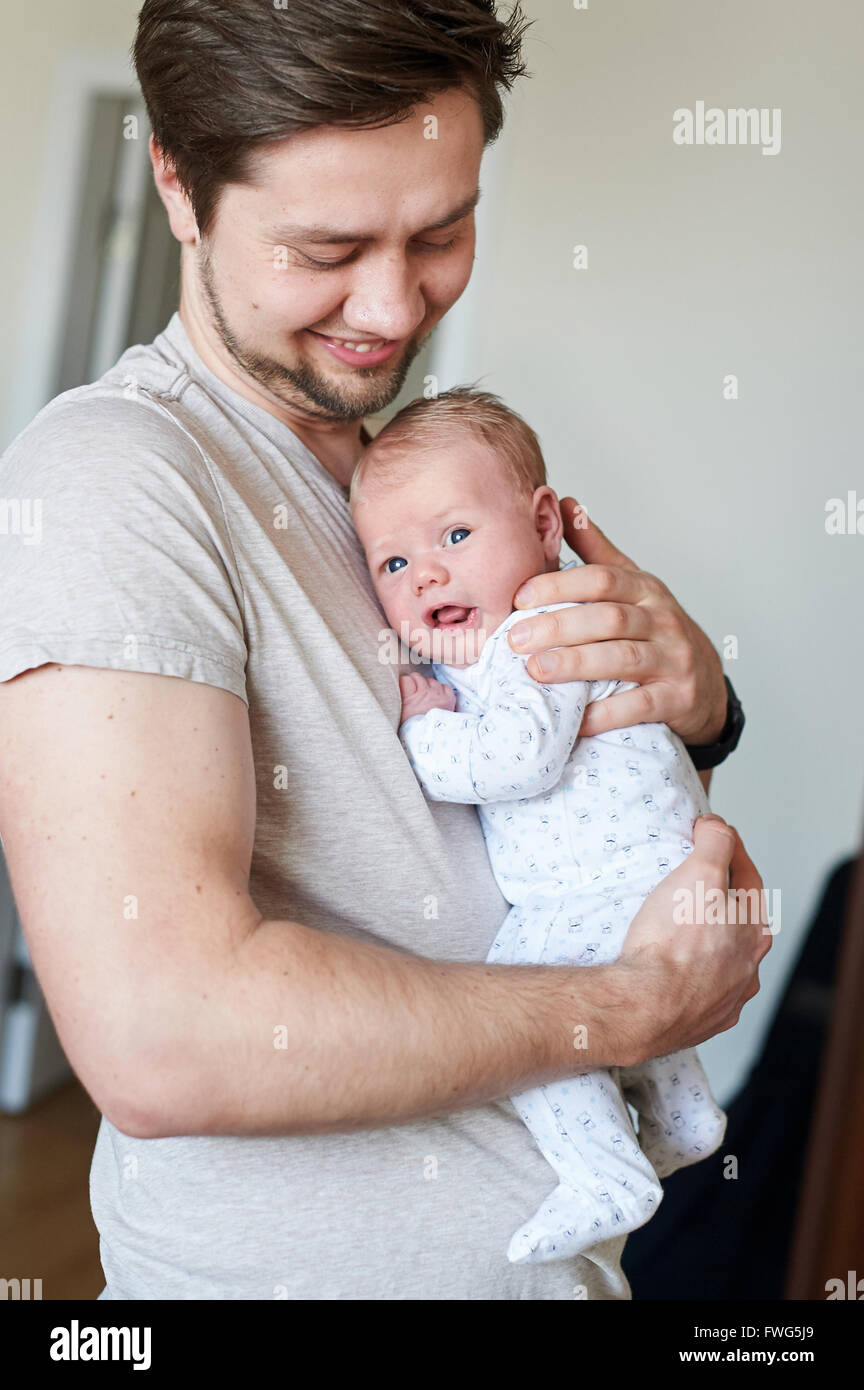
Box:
[343,252,426,342]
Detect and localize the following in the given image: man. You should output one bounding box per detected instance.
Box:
[0,0,765,1299]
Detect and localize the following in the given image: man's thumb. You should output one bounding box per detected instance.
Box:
[560,496,637,571]
[692,813,737,869]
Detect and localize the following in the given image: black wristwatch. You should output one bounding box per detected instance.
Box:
[684,675,745,770]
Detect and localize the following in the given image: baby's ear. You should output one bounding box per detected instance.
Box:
[532,486,564,557]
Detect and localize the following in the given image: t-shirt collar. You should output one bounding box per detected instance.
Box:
[158,312,355,504]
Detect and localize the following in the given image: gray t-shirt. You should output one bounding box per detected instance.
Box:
[0,313,631,1300]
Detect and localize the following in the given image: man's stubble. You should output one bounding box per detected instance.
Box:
[197,242,430,424]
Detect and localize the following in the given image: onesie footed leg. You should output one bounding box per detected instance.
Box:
[618,1058,728,1179]
[505,1071,667,1264]
[635,1104,727,1179]
[507,1175,663,1265]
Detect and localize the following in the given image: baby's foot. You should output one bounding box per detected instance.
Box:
[638,1106,727,1178]
[507,1179,662,1265]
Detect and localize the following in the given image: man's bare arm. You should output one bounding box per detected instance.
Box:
[0,664,764,1140]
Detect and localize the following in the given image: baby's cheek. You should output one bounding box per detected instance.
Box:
[376,588,407,633]
[387,602,409,633]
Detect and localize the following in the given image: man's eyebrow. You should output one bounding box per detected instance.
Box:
[269,188,482,245]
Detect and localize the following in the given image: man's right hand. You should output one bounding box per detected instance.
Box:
[615,814,771,1064]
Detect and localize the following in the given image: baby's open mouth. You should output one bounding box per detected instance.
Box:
[428,605,479,630]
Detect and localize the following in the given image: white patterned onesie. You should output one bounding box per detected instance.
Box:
[398,563,727,1264]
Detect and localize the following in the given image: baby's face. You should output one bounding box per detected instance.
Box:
[352,437,562,666]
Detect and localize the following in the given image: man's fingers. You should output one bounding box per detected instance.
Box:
[576,682,667,737]
[513,558,657,613]
[726,829,773,955]
[510,600,655,657]
[688,820,772,970]
[727,826,763,895]
[560,497,640,573]
[690,813,738,875]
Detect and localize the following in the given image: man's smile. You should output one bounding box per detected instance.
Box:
[304,329,402,365]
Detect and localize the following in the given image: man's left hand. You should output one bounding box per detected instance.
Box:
[507,498,727,745]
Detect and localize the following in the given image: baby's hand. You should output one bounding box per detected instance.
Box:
[399,672,457,723]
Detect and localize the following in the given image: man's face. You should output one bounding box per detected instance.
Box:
[192,86,483,424]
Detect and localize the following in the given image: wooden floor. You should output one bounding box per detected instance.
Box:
[0,1079,104,1299]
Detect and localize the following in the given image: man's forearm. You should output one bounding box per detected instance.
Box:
[134,912,640,1140]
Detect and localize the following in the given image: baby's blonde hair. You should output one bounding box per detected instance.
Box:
[348,384,547,510]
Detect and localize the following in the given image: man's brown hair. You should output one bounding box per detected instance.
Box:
[133,0,532,237]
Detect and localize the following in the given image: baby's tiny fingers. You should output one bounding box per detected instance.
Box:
[434,681,456,705]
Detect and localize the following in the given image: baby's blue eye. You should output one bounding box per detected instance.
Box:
[385,556,407,574]
[445,527,471,546]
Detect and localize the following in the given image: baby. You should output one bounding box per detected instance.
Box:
[349,386,727,1265]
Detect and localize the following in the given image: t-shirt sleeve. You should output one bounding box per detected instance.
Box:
[0,393,248,703]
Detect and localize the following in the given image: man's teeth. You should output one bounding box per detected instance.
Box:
[328,337,387,353]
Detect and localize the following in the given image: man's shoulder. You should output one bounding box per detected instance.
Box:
[2,336,207,491]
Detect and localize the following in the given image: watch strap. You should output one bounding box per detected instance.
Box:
[684,675,745,770]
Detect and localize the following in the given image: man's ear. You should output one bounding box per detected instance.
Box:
[532,486,564,563]
[149,136,199,245]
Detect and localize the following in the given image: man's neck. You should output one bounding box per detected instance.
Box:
[178,298,369,488]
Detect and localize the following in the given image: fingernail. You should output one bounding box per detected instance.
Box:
[511,621,534,648]
[514,583,535,605]
[535,652,559,675]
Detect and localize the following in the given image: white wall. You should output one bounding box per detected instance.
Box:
[0,0,141,445]
[433,0,864,1102]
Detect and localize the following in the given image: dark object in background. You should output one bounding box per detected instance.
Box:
[621,856,854,1300]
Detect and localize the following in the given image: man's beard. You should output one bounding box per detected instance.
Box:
[197,244,427,423]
